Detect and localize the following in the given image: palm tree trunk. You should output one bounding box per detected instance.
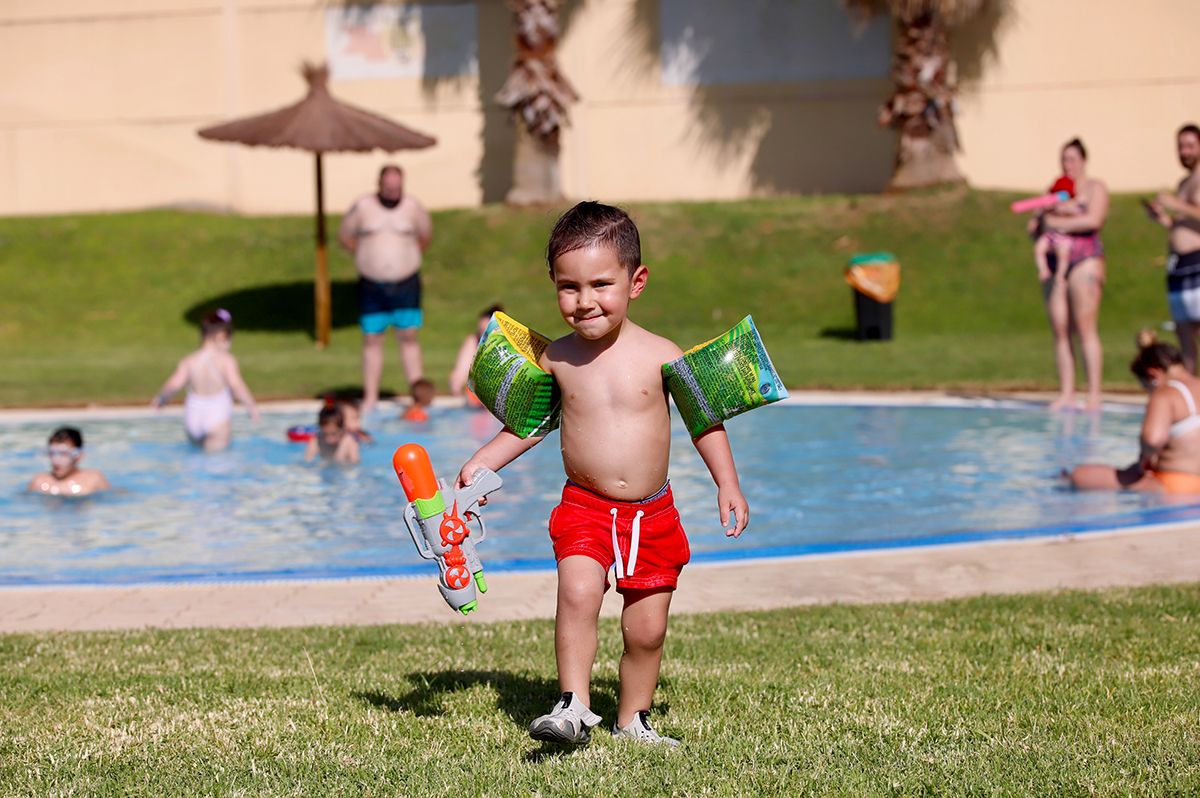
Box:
[880,11,965,189]
[495,0,578,206]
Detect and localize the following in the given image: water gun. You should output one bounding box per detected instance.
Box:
[1009,191,1071,214]
[1010,176,1075,214]
[392,443,503,615]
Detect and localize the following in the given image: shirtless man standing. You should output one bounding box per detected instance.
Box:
[1146,124,1200,372]
[338,164,434,415]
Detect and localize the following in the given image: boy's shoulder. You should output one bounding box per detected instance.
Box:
[628,324,684,363]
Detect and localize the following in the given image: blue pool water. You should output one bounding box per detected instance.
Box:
[2,402,1197,587]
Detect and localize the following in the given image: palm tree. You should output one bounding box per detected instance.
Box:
[844,0,993,189]
[494,0,578,205]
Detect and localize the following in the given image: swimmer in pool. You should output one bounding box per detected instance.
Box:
[152,309,259,451]
[335,397,373,444]
[1069,330,1200,493]
[27,426,110,496]
[401,377,436,422]
[305,404,360,465]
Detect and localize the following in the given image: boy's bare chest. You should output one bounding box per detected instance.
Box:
[555,360,666,412]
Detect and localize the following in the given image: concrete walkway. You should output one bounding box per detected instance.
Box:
[3,522,1197,633]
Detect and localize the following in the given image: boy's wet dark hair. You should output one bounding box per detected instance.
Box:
[411,378,436,406]
[318,405,344,428]
[48,426,83,448]
[1131,329,1184,381]
[201,308,233,340]
[546,201,641,274]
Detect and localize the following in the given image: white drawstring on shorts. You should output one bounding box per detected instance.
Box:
[610,508,644,579]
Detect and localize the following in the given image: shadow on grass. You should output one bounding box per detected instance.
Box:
[818,326,859,341]
[184,280,360,339]
[355,669,624,760]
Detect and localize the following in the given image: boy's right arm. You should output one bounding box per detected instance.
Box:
[456,428,544,492]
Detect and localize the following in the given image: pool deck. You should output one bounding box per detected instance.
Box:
[2,390,1193,634]
[3,521,1197,633]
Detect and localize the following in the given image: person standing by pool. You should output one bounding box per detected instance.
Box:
[28,427,110,496]
[1069,331,1200,494]
[338,164,433,416]
[455,202,748,746]
[1143,124,1200,372]
[1028,138,1110,413]
[152,309,259,452]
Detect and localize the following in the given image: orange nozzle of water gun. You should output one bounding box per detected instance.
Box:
[392,443,440,503]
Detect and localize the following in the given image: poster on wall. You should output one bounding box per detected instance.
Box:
[325,2,478,80]
[660,0,890,86]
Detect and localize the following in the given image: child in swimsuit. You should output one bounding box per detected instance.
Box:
[305,405,360,465]
[456,202,748,746]
[1069,330,1200,494]
[448,303,504,399]
[152,309,259,452]
[28,426,110,496]
[401,377,436,422]
[1031,176,1088,283]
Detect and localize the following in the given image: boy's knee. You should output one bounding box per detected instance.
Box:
[623,619,668,653]
[557,578,602,613]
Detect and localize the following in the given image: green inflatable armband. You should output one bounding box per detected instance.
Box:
[663,316,788,437]
[467,312,561,438]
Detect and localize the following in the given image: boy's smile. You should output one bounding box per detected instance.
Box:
[552,246,647,342]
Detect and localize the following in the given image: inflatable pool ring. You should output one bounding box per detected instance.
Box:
[467,312,561,438]
[662,316,788,437]
[287,425,317,442]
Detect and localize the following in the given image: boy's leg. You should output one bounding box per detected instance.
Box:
[616,587,674,728]
[554,555,607,707]
[529,555,606,743]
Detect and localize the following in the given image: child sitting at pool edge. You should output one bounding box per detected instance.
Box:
[28,426,110,496]
[152,309,259,451]
[456,201,748,746]
[305,404,361,465]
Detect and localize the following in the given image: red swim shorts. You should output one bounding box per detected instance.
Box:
[548,481,691,592]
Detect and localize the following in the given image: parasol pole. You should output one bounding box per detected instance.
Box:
[314,151,331,349]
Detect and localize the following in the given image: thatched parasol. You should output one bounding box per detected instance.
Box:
[198,63,437,347]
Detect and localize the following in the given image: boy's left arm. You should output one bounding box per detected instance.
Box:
[692,424,749,537]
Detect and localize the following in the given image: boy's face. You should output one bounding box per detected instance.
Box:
[47,444,81,479]
[552,246,648,342]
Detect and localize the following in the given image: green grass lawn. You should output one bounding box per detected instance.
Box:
[2,584,1197,796]
[0,189,1174,406]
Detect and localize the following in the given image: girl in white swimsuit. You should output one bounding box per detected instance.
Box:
[152,309,259,451]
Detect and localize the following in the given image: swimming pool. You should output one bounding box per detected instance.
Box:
[2,400,1196,587]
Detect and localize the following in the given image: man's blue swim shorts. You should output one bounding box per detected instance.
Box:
[358,273,423,334]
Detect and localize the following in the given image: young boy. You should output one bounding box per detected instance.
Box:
[456,202,748,746]
[304,405,361,465]
[28,427,110,496]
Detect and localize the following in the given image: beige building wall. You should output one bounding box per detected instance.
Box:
[954,0,1200,192]
[0,0,1196,217]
